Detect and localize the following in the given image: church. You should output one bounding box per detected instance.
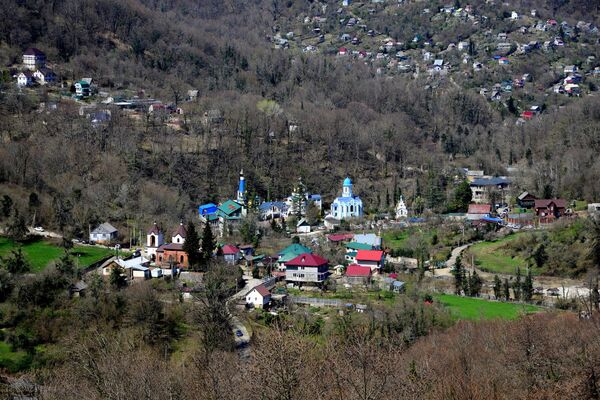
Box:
[330,177,363,220]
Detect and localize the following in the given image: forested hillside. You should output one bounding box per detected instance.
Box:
[1,0,600,235]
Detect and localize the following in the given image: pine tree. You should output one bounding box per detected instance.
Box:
[523,269,534,302]
[493,275,502,299]
[56,252,75,276]
[200,222,215,270]
[109,265,127,289]
[6,209,28,242]
[453,256,463,294]
[183,222,202,270]
[513,267,522,301]
[469,270,483,297]
[503,278,511,301]
[3,247,31,274]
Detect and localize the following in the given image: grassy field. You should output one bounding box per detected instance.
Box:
[466,235,536,275]
[435,294,544,320]
[0,237,115,272]
[0,340,31,373]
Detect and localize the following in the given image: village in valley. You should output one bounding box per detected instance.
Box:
[3,0,600,396]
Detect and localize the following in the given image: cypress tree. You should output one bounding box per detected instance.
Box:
[200,222,216,270]
[493,275,502,299]
[523,269,534,302]
[513,267,522,301]
[452,256,463,295]
[469,270,482,297]
[183,222,201,270]
[503,278,511,301]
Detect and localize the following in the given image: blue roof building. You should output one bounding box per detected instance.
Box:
[330,177,363,220]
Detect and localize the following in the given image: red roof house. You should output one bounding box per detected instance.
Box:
[521,111,534,120]
[284,253,329,284]
[467,204,492,220]
[355,250,385,271]
[534,199,567,219]
[345,264,372,277]
[222,244,241,265]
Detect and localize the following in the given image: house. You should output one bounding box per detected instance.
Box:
[467,204,492,221]
[285,253,329,285]
[353,233,382,249]
[222,244,241,265]
[259,201,288,220]
[277,243,313,270]
[145,222,165,260]
[69,281,88,298]
[245,284,271,308]
[392,280,405,293]
[324,215,341,230]
[470,177,511,204]
[330,177,363,220]
[296,218,311,233]
[588,203,600,213]
[517,192,537,208]
[22,48,46,70]
[16,71,34,87]
[345,264,372,285]
[498,57,510,65]
[75,80,91,97]
[327,233,354,244]
[338,47,348,56]
[198,203,219,220]
[90,222,118,244]
[564,65,578,75]
[521,111,534,120]
[511,11,519,20]
[101,256,151,280]
[535,199,567,219]
[32,68,56,85]
[355,250,385,272]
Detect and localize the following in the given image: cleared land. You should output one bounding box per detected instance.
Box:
[0,237,114,272]
[466,235,536,275]
[435,294,544,320]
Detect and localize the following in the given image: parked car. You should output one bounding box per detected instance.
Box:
[34,226,44,232]
[235,329,243,337]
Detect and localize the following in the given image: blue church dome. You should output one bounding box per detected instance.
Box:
[343,177,352,186]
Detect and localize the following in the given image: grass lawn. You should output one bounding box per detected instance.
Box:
[0,237,115,272]
[435,294,544,321]
[466,235,536,275]
[0,340,31,373]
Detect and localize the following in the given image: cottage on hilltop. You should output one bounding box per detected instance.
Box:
[22,48,46,70]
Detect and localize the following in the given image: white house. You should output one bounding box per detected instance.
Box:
[33,68,56,85]
[17,71,34,87]
[90,222,119,244]
[245,284,271,308]
[22,48,46,70]
[296,218,311,233]
[330,177,363,220]
[395,196,408,219]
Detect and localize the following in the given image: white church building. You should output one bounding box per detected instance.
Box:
[330,177,363,220]
[396,196,408,219]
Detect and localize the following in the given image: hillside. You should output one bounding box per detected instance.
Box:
[0,0,599,235]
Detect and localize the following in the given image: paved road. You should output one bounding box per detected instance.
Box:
[433,242,474,277]
[227,275,262,346]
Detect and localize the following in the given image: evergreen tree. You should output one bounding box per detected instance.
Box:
[513,267,522,301]
[503,278,511,301]
[3,247,30,274]
[6,209,28,242]
[109,265,127,289]
[453,256,464,295]
[461,269,470,296]
[493,275,502,299]
[183,221,202,270]
[1,195,12,219]
[55,251,75,276]
[523,269,534,302]
[200,222,215,270]
[452,180,473,212]
[469,270,483,297]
